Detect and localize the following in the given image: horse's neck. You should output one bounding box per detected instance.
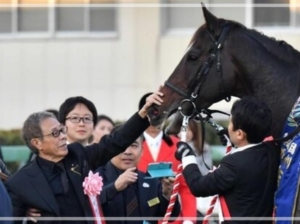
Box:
[230,37,300,137]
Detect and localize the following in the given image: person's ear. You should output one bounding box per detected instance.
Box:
[31,138,43,151]
[236,129,245,140]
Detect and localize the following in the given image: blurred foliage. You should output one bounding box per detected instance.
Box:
[6,162,21,175]
[0,129,24,173]
[204,120,229,145]
[0,129,23,145]
[0,119,229,146]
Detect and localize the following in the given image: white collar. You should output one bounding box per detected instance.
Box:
[230,143,261,154]
[143,131,163,144]
[66,141,89,146]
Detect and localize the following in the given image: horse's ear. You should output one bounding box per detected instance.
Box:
[201,3,219,35]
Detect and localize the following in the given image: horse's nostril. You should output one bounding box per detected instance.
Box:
[147,107,160,119]
[152,108,159,116]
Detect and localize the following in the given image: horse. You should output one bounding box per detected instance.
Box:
[148,4,300,218]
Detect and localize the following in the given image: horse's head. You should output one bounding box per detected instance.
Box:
[149,5,240,133]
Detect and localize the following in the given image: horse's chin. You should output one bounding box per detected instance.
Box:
[164,111,183,135]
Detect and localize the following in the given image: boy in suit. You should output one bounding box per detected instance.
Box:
[96,125,180,224]
[175,97,279,223]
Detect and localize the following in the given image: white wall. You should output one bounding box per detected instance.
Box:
[0,4,162,129]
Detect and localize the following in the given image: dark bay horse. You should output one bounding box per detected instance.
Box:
[149,6,300,140]
[148,5,300,217]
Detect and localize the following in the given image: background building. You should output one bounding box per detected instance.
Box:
[0,0,299,129]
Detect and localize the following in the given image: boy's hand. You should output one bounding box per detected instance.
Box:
[175,142,195,161]
[217,128,232,146]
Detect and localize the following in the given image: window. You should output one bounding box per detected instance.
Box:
[162,0,300,33]
[90,0,116,32]
[161,0,246,34]
[0,0,117,37]
[56,0,85,32]
[0,0,12,34]
[253,0,300,27]
[161,0,206,33]
[18,0,48,32]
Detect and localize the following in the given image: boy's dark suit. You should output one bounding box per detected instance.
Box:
[96,161,181,224]
[5,113,149,224]
[183,142,280,224]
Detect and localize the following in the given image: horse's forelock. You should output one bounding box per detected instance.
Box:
[188,25,207,48]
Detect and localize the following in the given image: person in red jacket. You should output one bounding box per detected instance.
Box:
[137,93,197,224]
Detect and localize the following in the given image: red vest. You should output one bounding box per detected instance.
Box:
[138,136,197,224]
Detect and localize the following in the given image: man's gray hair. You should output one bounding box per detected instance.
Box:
[22,111,56,154]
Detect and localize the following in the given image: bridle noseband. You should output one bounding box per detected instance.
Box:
[165,25,233,109]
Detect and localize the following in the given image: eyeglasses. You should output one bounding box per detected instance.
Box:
[66,116,93,124]
[42,126,68,138]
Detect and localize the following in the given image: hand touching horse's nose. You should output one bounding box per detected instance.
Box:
[138,91,164,118]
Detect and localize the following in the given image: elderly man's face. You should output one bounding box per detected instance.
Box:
[34,117,68,162]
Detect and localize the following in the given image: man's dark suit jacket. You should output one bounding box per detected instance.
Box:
[182,142,280,224]
[0,180,12,224]
[5,113,149,224]
[96,162,181,224]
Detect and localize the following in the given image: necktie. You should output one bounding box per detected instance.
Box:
[125,184,139,217]
[56,162,69,193]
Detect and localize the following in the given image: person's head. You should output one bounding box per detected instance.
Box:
[177,120,202,153]
[110,124,144,171]
[58,96,97,146]
[22,111,68,162]
[228,97,272,146]
[45,109,59,119]
[91,115,115,143]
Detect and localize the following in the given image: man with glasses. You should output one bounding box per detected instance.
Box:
[5,91,163,224]
[25,97,99,220]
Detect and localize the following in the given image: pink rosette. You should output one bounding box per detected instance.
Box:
[83,171,103,196]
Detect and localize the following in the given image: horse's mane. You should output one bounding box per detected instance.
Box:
[231,20,300,61]
[190,19,300,63]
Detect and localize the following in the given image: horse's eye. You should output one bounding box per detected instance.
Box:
[187,54,198,61]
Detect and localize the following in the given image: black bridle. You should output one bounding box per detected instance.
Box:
[164,25,233,109]
[162,26,234,171]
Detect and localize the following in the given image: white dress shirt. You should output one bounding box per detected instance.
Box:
[143,131,163,161]
[230,143,261,155]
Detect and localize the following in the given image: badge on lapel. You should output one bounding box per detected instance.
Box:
[142,182,150,188]
[147,197,160,207]
[71,164,81,176]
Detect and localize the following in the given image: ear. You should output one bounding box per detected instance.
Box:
[31,138,43,151]
[236,130,247,141]
[201,3,219,35]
